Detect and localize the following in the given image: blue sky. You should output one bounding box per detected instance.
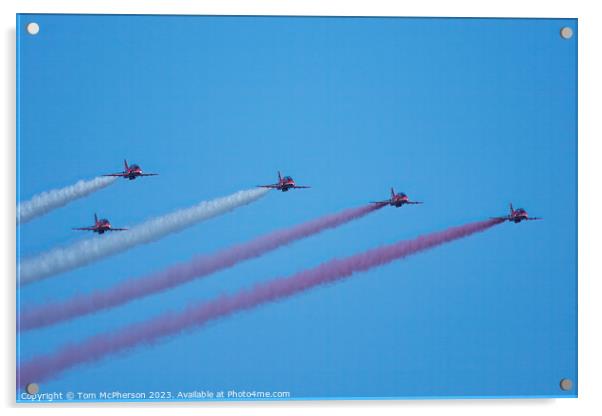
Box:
[17,15,577,400]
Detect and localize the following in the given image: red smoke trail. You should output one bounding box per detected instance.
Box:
[18,218,503,388]
[20,204,383,331]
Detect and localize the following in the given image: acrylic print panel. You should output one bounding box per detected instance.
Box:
[16,14,577,402]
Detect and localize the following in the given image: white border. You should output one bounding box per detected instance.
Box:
[3,1,601,415]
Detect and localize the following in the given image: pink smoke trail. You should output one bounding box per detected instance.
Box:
[18,218,503,389]
[20,204,383,331]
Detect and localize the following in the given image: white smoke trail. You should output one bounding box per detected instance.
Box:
[18,177,118,225]
[19,188,269,285]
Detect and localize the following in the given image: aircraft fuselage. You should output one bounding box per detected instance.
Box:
[391,196,409,207]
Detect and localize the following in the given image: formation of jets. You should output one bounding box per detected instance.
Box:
[73,159,157,234]
[73,161,542,235]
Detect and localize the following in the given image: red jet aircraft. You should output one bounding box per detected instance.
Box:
[371,188,423,208]
[494,203,543,223]
[73,213,128,234]
[103,160,158,180]
[258,171,311,192]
